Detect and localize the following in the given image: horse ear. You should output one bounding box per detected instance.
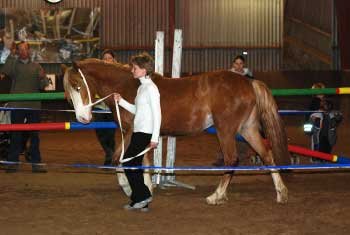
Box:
[61,64,68,73]
[72,60,80,71]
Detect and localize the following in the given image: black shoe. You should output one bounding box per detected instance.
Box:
[24,151,31,162]
[6,165,19,173]
[212,158,224,167]
[103,159,112,166]
[123,202,136,211]
[310,158,325,164]
[32,165,47,173]
[140,205,149,212]
[123,202,150,212]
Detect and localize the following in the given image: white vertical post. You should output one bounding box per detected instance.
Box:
[153,31,164,185]
[155,31,164,75]
[166,29,183,181]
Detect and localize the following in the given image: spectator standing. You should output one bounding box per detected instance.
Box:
[94,49,116,166]
[1,41,49,173]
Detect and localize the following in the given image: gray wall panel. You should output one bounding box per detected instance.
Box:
[1,0,283,72]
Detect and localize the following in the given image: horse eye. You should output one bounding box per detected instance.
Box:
[75,86,81,92]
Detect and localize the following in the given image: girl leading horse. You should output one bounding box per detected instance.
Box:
[63,59,289,205]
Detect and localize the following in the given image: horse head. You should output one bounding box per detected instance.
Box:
[62,61,96,123]
[62,59,138,124]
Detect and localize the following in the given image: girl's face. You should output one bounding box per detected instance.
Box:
[131,63,147,79]
[103,53,114,63]
[232,58,244,73]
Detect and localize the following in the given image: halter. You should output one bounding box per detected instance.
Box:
[74,69,151,164]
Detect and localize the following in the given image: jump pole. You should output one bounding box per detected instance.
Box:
[152,29,195,190]
[153,31,164,185]
[1,87,350,102]
[167,29,181,182]
[2,122,350,164]
[164,29,195,190]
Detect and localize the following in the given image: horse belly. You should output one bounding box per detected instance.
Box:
[161,112,212,136]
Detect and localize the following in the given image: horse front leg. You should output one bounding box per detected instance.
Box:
[142,152,154,195]
[206,131,238,205]
[115,129,153,197]
[206,173,233,205]
[115,128,133,197]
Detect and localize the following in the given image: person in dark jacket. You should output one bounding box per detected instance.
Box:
[306,82,326,163]
[93,49,116,166]
[1,41,49,173]
[309,99,342,159]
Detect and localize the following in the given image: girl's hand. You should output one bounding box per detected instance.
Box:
[149,142,158,149]
[113,93,122,102]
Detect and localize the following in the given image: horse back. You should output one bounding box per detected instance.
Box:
[153,70,256,135]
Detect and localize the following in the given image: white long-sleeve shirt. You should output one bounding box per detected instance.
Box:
[119,76,161,143]
[0,48,11,64]
[230,68,253,77]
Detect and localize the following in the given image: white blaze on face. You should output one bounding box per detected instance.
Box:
[63,69,92,123]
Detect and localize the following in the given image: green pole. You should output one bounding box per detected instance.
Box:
[272,88,337,96]
[0,92,65,101]
[0,87,347,101]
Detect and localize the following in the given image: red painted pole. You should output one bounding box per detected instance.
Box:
[288,144,336,161]
[0,123,66,131]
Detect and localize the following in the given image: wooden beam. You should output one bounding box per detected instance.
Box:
[286,16,331,38]
[284,36,331,65]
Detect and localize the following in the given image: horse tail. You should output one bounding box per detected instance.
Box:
[251,80,289,165]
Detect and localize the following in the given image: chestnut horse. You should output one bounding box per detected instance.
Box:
[62,59,289,205]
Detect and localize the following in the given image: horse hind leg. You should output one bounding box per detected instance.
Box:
[206,130,238,205]
[241,119,288,204]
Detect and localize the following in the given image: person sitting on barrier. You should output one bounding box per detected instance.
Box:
[113,52,161,212]
[309,99,343,162]
[230,55,254,78]
[306,82,326,163]
[0,41,50,173]
[93,49,117,166]
[309,82,326,112]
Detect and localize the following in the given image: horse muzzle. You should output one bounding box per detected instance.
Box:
[75,105,92,124]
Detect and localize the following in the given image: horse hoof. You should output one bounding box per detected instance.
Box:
[206,193,228,205]
[277,187,288,204]
[117,172,132,197]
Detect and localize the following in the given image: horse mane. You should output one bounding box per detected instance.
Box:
[78,58,173,83]
[77,58,239,85]
[78,58,132,74]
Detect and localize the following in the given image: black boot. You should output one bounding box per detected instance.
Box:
[212,156,224,166]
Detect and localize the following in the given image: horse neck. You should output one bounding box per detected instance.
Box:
[83,64,138,101]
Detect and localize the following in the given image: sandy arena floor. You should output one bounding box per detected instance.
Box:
[1,123,350,235]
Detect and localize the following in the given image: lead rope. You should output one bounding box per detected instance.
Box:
[77,69,152,164]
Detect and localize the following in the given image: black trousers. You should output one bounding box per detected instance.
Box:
[319,135,332,154]
[94,111,116,164]
[123,132,152,203]
[8,110,41,163]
